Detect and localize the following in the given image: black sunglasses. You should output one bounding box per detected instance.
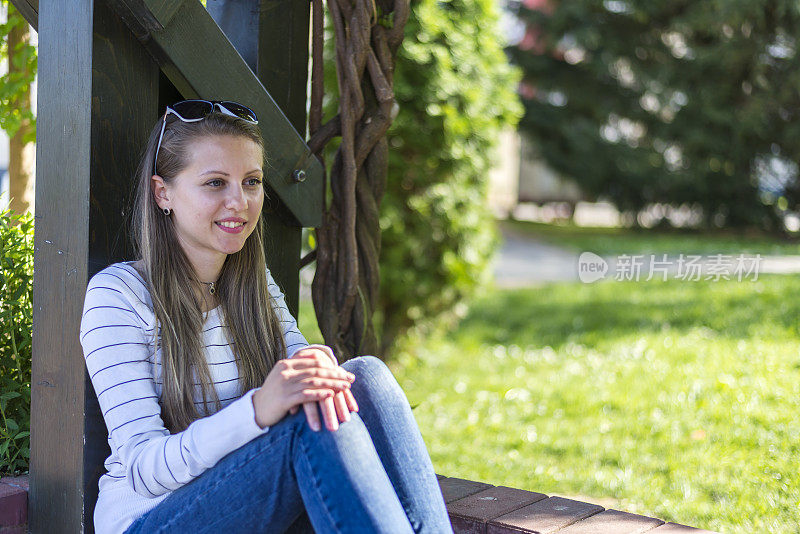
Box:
[153,100,259,176]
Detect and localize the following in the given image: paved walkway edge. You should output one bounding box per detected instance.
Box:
[0,474,717,533]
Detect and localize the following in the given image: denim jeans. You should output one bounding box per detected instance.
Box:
[123,356,452,533]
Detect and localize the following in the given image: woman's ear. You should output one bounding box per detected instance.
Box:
[151,175,170,210]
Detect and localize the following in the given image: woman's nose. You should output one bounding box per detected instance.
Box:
[225,185,248,210]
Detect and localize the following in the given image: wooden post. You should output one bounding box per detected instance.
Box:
[258,0,313,316]
[30,1,92,530]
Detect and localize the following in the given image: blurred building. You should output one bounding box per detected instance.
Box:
[487,0,586,220]
[487,128,520,217]
[487,129,586,219]
[517,134,582,207]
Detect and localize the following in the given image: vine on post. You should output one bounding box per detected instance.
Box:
[307,0,409,360]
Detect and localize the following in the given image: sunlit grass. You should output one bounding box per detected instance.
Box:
[503,219,800,257]
[303,275,800,533]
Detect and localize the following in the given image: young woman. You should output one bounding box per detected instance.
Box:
[79,100,452,534]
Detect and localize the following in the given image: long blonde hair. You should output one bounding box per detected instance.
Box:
[132,111,286,432]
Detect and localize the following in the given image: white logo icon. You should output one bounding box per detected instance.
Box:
[578,252,608,283]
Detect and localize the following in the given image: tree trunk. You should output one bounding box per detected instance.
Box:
[7,16,34,216]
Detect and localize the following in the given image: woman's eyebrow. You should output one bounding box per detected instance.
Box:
[199,169,263,176]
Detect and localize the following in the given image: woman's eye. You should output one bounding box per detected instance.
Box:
[206,179,223,187]
[246,178,263,186]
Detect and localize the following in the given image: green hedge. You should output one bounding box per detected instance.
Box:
[378,0,523,350]
[0,208,33,475]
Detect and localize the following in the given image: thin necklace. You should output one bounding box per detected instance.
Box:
[197,280,216,295]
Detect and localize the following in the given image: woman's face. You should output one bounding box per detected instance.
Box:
[153,135,264,272]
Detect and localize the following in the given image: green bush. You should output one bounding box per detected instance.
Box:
[0,208,33,475]
[312,0,521,352]
[378,0,523,350]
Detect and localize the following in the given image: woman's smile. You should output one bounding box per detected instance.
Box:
[216,217,247,233]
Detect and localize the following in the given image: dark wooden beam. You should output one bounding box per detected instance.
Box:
[206,0,259,71]
[144,0,184,27]
[110,0,324,227]
[257,0,314,315]
[30,1,93,532]
[8,0,38,31]
[259,0,312,136]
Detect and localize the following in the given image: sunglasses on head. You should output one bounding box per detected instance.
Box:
[153,100,259,176]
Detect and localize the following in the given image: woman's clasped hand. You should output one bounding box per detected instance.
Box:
[252,347,360,432]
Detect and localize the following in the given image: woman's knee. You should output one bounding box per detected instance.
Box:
[342,354,383,373]
[343,356,392,386]
[342,356,407,407]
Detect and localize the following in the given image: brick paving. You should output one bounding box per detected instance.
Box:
[437,476,717,534]
[0,474,718,533]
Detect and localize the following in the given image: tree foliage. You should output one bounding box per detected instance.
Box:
[377,0,523,350]
[510,0,800,230]
[0,1,36,144]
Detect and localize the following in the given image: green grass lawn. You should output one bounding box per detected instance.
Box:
[300,275,800,533]
[503,219,800,257]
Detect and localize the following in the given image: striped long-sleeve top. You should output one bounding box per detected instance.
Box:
[79,262,333,534]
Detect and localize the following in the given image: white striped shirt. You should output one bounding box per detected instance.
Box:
[79,262,332,534]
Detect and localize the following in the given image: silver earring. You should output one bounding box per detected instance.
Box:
[163,207,171,216]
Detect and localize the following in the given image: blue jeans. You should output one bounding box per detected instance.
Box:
[123,356,452,533]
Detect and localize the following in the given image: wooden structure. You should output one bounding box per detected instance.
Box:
[10,1,322,531]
